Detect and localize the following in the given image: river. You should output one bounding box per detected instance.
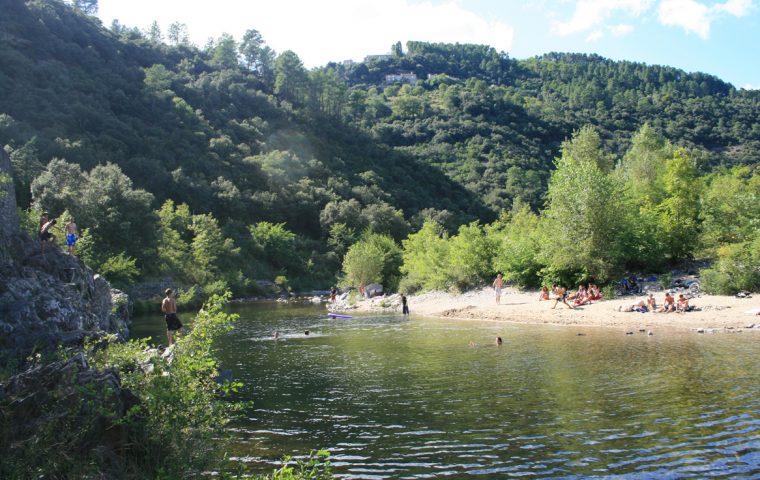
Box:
[132,302,760,478]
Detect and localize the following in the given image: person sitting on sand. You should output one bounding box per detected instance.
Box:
[551,284,574,309]
[538,286,550,301]
[676,294,690,313]
[657,293,675,313]
[574,285,591,306]
[588,284,602,301]
[646,293,657,311]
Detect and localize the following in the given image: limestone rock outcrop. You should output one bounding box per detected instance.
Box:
[0,148,130,357]
[0,233,130,356]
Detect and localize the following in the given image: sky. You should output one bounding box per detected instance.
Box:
[97,0,759,89]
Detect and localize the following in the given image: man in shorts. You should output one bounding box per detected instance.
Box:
[39,216,56,254]
[64,217,78,255]
[493,273,504,305]
[551,284,574,309]
[161,288,183,345]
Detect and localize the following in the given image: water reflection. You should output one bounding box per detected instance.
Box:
[132,302,760,478]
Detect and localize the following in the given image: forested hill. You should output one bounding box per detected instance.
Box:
[1,0,758,292]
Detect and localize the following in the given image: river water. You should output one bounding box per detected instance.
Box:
[132,302,760,478]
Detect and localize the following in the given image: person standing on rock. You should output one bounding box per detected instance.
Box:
[161,288,183,345]
[39,217,56,254]
[64,217,78,255]
[493,273,504,305]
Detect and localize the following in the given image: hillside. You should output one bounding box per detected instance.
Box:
[1,0,758,292]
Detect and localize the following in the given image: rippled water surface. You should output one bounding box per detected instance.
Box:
[133,302,760,478]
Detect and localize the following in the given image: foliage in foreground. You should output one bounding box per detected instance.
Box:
[250,450,333,480]
[86,292,244,478]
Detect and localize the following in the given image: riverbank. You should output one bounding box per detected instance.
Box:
[348,287,760,333]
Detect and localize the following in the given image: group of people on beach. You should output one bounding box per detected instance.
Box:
[623,292,693,313]
[536,283,602,309]
[38,211,78,255]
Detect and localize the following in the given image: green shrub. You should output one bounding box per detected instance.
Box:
[258,450,333,479]
[601,284,617,301]
[701,238,760,294]
[98,252,140,289]
[86,292,245,478]
[176,285,201,310]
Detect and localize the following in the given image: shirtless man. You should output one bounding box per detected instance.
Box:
[161,288,183,345]
[551,284,574,309]
[64,217,78,255]
[39,217,56,254]
[676,294,690,313]
[657,292,675,313]
[646,293,657,311]
[493,273,504,305]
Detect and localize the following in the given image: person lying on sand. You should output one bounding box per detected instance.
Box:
[620,300,648,312]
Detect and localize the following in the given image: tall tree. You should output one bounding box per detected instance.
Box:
[274,50,308,104]
[210,33,239,69]
[146,21,163,43]
[542,126,627,282]
[657,149,701,262]
[167,22,190,46]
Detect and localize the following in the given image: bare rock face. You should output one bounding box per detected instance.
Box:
[0,233,131,355]
[0,149,130,358]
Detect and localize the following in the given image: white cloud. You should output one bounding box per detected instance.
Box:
[553,0,653,36]
[98,0,514,67]
[657,0,752,38]
[657,0,711,37]
[715,0,752,16]
[610,23,635,36]
[743,83,760,90]
[586,30,605,41]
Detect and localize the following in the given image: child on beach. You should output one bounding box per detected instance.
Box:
[551,284,574,309]
[538,286,550,301]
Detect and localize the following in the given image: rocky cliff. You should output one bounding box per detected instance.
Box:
[0,148,136,477]
[0,149,130,358]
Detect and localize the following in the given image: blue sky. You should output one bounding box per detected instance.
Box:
[97,0,759,89]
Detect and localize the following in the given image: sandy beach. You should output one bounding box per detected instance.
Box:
[349,287,760,333]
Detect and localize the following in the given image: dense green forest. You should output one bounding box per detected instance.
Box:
[1,0,758,298]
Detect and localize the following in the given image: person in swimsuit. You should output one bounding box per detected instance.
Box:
[39,216,56,254]
[538,286,550,301]
[551,284,574,309]
[401,294,409,315]
[493,273,504,305]
[64,217,78,255]
[161,288,183,345]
